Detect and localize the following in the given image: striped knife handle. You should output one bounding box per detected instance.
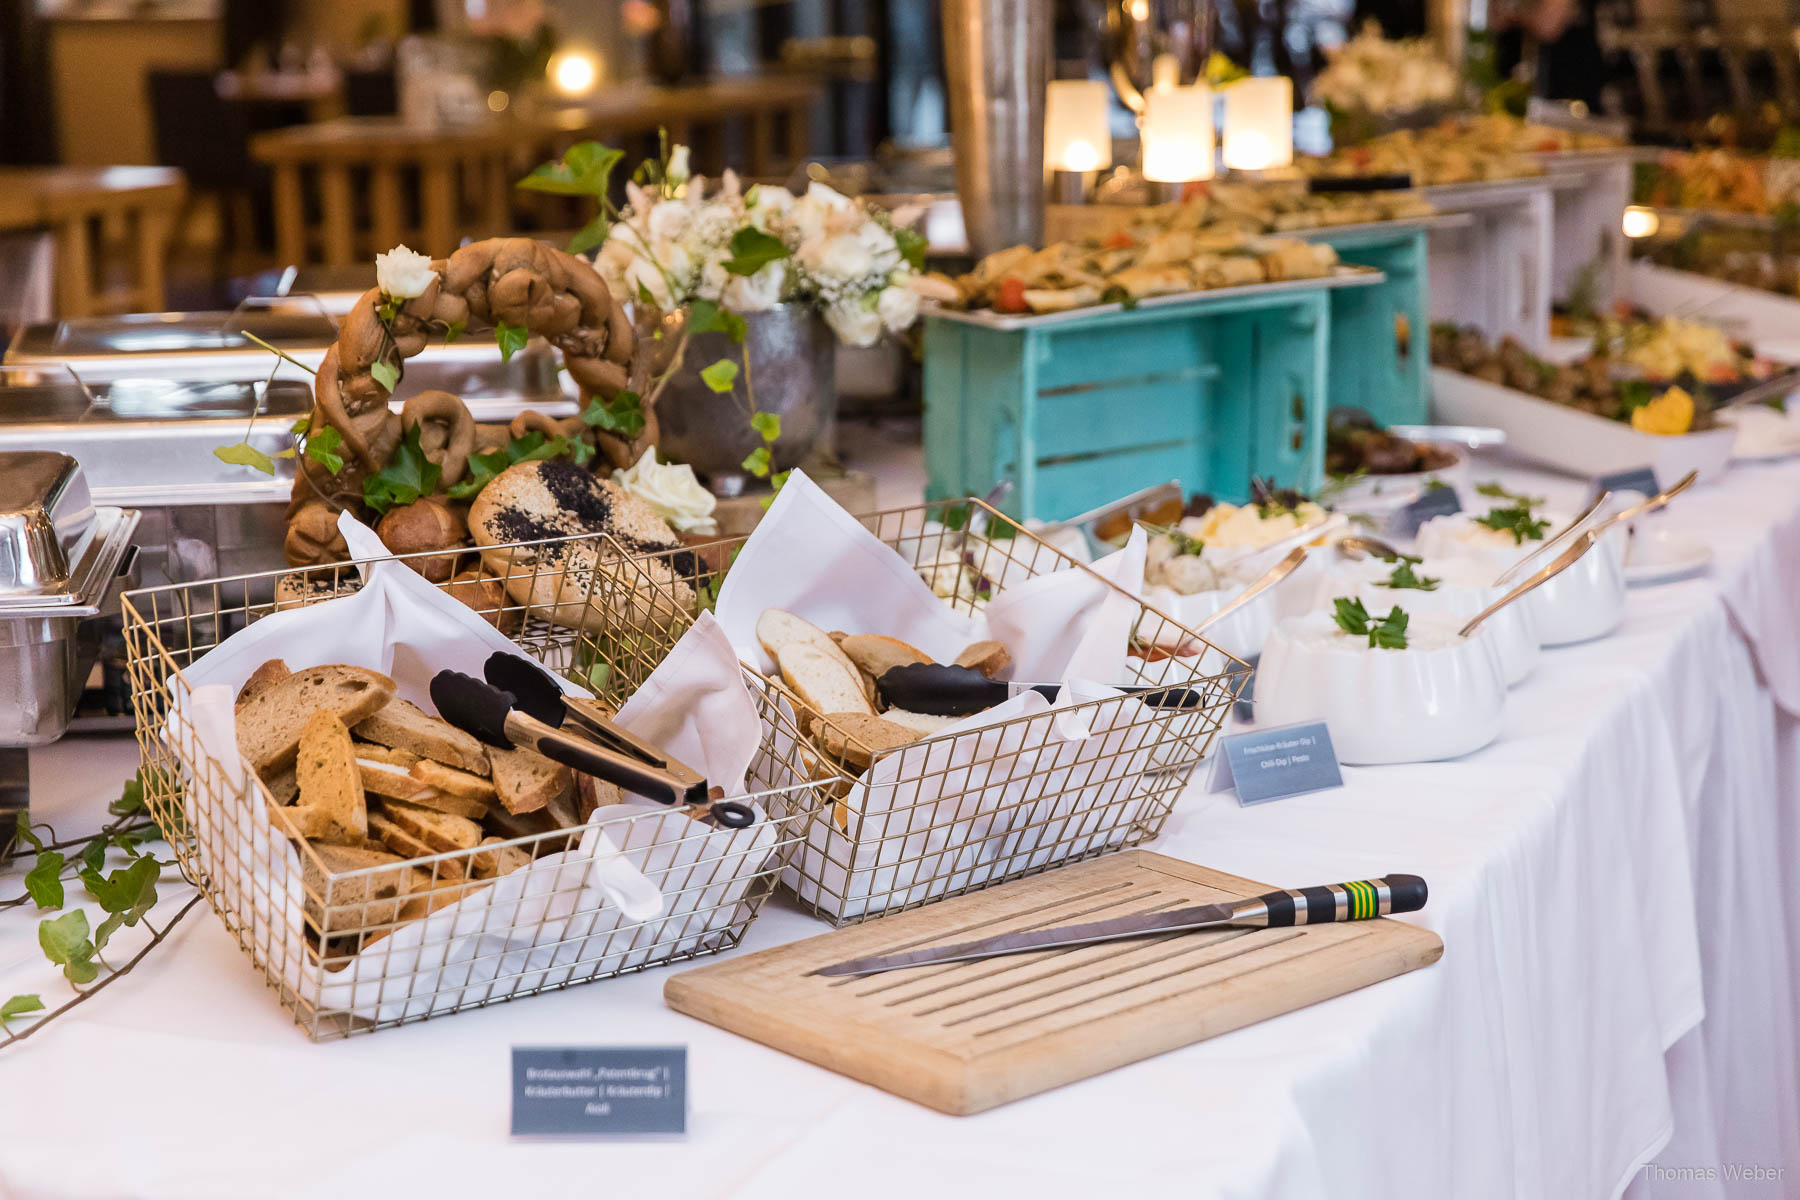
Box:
[1252,874,1428,926]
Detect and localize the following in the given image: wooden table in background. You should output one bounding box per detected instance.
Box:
[0,166,186,318]
[251,75,822,268]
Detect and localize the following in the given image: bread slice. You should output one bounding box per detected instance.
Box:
[756,609,861,678]
[294,711,368,841]
[356,756,432,802]
[237,658,291,707]
[367,810,465,878]
[270,801,367,846]
[837,634,933,679]
[380,778,489,822]
[814,712,925,770]
[882,708,960,735]
[778,642,874,719]
[575,773,624,821]
[472,836,532,879]
[376,797,483,854]
[235,665,396,774]
[355,699,489,775]
[352,742,419,769]
[487,743,571,815]
[408,759,498,803]
[300,843,411,935]
[954,640,1012,678]
[259,763,299,806]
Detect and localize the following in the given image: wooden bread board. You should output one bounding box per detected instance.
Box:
[665,850,1444,1115]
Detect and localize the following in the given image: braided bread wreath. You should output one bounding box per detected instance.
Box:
[282,237,703,633]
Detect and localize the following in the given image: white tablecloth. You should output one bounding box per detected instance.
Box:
[2,453,1798,1200]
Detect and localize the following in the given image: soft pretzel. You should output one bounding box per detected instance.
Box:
[284,236,655,565]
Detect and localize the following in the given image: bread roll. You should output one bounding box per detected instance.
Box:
[376,498,467,583]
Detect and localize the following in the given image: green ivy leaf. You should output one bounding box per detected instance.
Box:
[81,854,158,926]
[741,447,772,477]
[81,836,107,873]
[0,995,44,1025]
[445,431,578,502]
[894,226,927,272]
[24,851,65,910]
[38,910,98,986]
[110,773,145,818]
[749,411,781,443]
[444,319,466,345]
[495,321,529,363]
[304,426,345,475]
[986,516,1019,540]
[568,216,610,257]
[516,140,625,197]
[15,812,42,854]
[361,424,442,516]
[586,661,613,692]
[213,443,275,475]
[688,299,748,343]
[580,390,646,438]
[700,359,739,393]
[289,415,310,436]
[568,436,594,466]
[940,503,971,531]
[369,360,400,394]
[723,227,790,277]
[636,279,657,307]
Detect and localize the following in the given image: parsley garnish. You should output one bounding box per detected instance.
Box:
[1381,561,1440,591]
[1332,596,1411,649]
[1474,503,1549,544]
[1475,481,1546,506]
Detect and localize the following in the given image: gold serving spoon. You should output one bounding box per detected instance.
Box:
[1460,529,1602,638]
[1491,490,1611,588]
[1336,534,1406,561]
[1193,546,1310,634]
[1583,469,1698,537]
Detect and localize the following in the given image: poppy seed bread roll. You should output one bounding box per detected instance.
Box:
[467,459,699,633]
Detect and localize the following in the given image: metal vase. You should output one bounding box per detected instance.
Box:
[942,0,1051,256]
[656,303,836,491]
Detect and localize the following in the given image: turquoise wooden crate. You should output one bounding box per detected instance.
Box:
[923,282,1340,522]
[1308,223,1430,429]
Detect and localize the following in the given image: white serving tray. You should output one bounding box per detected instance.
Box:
[1429,365,1738,484]
[1627,260,1800,351]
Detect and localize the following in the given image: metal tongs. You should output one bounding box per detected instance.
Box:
[427,654,755,829]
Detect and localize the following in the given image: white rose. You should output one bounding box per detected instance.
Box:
[824,297,882,347]
[875,284,919,333]
[666,144,691,187]
[806,233,874,283]
[375,244,435,300]
[722,261,785,312]
[805,181,854,213]
[697,258,729,302]
[612,448,717,535]
[856,220,898,267]
[647,201,691,246]
[624,256,673,309]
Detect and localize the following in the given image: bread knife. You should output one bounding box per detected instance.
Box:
[815,874,1429,977]
[875,662,1203,717]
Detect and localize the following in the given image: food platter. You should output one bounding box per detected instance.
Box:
[925,265,1384,331]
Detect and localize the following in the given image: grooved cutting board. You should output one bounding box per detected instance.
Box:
[664,851,1444,1115]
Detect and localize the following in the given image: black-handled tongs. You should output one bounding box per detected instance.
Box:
[427,655,755,829]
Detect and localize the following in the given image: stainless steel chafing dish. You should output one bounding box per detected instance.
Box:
[0,370,308,587]
[0,452,139,835]
[4,303,571,422]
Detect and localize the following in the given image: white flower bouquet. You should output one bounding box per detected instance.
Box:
[1312,22,1462,132]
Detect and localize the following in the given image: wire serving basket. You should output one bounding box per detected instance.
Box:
[589,497,1249,926]
[121,532,823,1041]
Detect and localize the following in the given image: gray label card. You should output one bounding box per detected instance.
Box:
[1210,721,1343,804]
[512,1046,687,1138]
[1593,466,1660,503]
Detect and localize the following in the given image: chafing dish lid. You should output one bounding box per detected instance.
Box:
[0,452,95,601]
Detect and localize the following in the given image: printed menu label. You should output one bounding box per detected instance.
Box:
[512,1047,687,1137]
[1386,484,1463,538]
[1593,466,1660,503]
[1211,721,1344,805]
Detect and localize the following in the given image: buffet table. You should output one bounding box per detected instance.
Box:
[1,449,1797,1199]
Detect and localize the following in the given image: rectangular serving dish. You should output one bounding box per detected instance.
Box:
[1429,365,1739,484]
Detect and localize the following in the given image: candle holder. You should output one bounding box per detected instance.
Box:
[1051,169,1100,204]
[1221,76,1293,173]
[1141,83,1214,187]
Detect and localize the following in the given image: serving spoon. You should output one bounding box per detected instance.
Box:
[1459,529,1601,638]
[1583,468,1698,537]
[1193,546,1309,633]
[1336,534,1406,561]
[1491,489,1611,588]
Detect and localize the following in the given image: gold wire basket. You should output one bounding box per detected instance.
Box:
[121,532,823,1041]
[591,498,1249,926]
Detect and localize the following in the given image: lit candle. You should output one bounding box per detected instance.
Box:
[1221,76,1293,171]
[1621,205,1660,239]
[1044,80,1114,173]
[1141,84,1214,183]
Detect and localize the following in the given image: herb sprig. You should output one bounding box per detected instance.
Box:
[1332,596,1411,649]
[1474,502,1549,544]
[1381,560,1440,591]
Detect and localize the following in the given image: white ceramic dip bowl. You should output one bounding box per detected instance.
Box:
[1255,610,1507,765]
[1416,508,1627,647]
